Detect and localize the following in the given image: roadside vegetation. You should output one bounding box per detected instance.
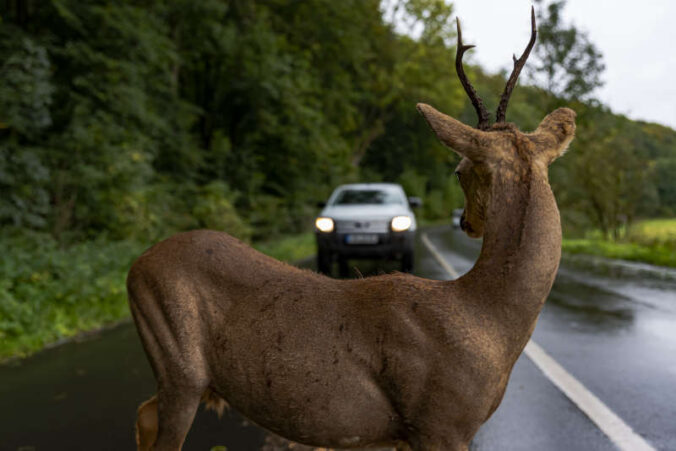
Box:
[563,219,676,268]
[0,231,314,361]
[253,233,315,264]
[0,229,141,360]
[1,0,675,359]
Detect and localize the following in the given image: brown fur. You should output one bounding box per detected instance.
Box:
[128,104,575,450]
[136,395,158,451]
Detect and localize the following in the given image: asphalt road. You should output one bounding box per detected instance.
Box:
[1,226,674,450]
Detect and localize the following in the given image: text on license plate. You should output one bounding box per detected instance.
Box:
[345,234,379,245]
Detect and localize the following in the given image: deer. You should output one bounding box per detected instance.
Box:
[127,8,575,451]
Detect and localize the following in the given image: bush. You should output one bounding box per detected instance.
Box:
[253,233,314,263]
[562,238,676,268]
[0,226,314,360]
[192,182,251,242]
[626,218,676,249]
[111,181,251,243]
[0,228,143,359]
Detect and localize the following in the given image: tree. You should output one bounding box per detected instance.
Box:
[552,107,656,239]
[0,27,53,228]
[530,0,605,102]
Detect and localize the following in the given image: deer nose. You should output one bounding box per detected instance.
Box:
[460,213,473,234]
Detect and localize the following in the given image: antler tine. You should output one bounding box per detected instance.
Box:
[496,6,537,123]
[456,18,491,131]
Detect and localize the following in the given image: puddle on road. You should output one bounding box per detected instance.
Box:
[546,277,636,334]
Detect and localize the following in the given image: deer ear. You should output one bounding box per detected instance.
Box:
[531,107,576,164]
[417,103,492,162]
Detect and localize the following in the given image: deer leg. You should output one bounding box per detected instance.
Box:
[128,289,210,450]
[152,384,203,450]
[136,395,158,451]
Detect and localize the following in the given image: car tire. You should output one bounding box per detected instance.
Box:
[317,249,332,275]
[338,256,350,278]
[401,249,414,273]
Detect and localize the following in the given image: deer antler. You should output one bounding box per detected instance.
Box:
[495,6,537,123]
[456,18,491,131]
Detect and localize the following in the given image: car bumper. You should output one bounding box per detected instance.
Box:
[316,231,415,258]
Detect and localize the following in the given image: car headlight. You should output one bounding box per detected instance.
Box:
[315,217,334,233]
[391,215,412,232]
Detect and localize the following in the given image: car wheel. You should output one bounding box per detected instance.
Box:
[338,256,350,278]
[317,249,332,275]
[401,250,414,273]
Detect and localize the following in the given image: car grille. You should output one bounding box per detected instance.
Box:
[335,219,390,234]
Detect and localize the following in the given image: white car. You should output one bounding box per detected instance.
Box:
[314,183,421,276]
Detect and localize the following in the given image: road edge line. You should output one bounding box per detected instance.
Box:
[421,231,656,451]
[524,341,655,451]
[420,233,460,279]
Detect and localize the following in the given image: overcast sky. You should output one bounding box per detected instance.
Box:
[446,0,676,129]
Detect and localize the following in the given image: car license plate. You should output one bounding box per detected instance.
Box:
[345,234,379,245]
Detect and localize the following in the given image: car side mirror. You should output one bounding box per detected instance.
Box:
[317,201,327,208]
[408,197,422,208]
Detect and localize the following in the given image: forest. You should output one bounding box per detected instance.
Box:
[2,0,676,358]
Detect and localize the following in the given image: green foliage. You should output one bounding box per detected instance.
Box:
[0,226,311,360]
[192,182,251,241]
[627,218,676,249]
[253,233,315,263]
[562,219,676,267]
[1,0,676,359]
[531,0,605,101]
[562,239,676,268]
[0,144,51,228]
[655,159,676,215]
[0,229,143,359]
[398,168,463,219]
[551,106,658,239]
[2,0,672,244]
[0,29,54,228]
[0,34,54,134]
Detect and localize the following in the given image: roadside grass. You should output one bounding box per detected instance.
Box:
[1,229,316,362]
[626,218,676,248]
[0,229,144,361]
[253,232,315,263]
[7,218,672,361]
[562,218,676,268]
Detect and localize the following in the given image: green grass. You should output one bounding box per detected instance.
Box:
[626,218,676,247]
[562,218,676,268]
[562,239,676,267]
[0,229,315,362]
[253,232,315,263]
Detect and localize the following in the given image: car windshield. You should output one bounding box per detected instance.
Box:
[333,189,403,205]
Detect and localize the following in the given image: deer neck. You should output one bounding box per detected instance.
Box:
[462,165,561,345]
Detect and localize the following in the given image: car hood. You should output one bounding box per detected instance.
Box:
[320,204,413,221]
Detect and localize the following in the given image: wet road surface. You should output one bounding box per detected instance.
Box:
[421,226,676,451]
[1,226,674,450]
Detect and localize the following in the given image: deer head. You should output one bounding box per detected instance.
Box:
[417,8,575,238]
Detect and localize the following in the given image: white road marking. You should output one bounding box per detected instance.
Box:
[421,232,656,451]
[420,233,460,279]
[524,341,655,451]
